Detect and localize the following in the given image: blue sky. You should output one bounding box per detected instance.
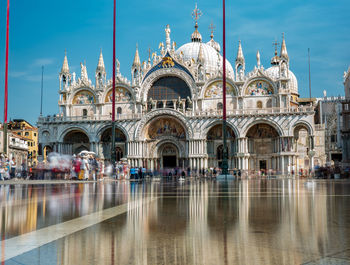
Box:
[0,0,349,124]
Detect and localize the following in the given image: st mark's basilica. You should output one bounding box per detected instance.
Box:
[37,15,323,175]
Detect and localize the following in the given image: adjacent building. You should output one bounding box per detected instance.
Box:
[38,15,324,175]
[315,93,344,167]
[8,119,38,166]
[342,67,350,168]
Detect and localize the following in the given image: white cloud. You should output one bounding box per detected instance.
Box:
[32,58,55,66]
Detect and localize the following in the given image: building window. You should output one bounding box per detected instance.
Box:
[83,109,88,117]
[25,132,29,136]
[331,135,336,143]
[117,107,122,114]
[217,102,223,110]
[257,101,263,109]
[34,133,37,137]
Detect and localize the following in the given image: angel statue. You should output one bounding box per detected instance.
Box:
[159,42,165,55]
[186,96,193,108]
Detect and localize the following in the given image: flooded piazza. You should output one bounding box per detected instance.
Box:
[0,179,350,265]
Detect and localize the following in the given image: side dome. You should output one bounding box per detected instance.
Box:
[176,42,234,79]
[265,65,298,95]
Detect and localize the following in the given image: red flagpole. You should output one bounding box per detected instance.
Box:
[4,0,10,123]
[111,0,116,163]
[112,0,116,122]
[221,0,228,175]
[3,0,10,155]
[222,0,226,121]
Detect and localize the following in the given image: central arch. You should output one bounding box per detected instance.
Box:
[246,123,280,173]
[158,142,179,168]
[141,115,188,170]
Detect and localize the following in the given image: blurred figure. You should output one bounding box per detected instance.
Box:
[10,157,16,179]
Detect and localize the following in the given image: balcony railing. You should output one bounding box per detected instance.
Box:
[38,106,314,123]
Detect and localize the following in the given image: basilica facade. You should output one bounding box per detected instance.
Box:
[37,22,322,174]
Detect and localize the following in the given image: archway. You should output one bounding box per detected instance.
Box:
[293,124,312,175]
[206,124,236,168]
[142,116,188,170]
[63,130,90,155]
[147,76,192,110]
[100,128,127,161]
[158,143,179,168]
[246,123,280,173]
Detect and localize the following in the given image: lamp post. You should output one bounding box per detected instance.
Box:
[111,0,117,164]
[221,0,229,176]
[3,0,10,155]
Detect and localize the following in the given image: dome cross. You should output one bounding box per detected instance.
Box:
[192,3,202,26]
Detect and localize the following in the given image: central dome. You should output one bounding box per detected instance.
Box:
[176,42,234,79]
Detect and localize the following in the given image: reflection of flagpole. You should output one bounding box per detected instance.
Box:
[111,0,116,164]
[3,0,10,155]
[221,0,228,176]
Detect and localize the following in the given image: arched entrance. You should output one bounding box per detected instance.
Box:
[158,143,179,168]
[100,127,127,161]
[143,116,187,170]
[206,124,236,168]
[62,130,90,155]
[246,123,280,173]
[293,124,313,175]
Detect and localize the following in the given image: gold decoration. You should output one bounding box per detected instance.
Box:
[162,57,175,68]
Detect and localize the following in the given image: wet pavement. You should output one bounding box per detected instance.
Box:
[1,179,350,265]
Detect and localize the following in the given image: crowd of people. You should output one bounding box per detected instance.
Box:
[1,152,350,181]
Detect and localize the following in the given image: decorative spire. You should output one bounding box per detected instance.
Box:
[165,25,171,51]
[96,49,105,72]
[61,50,70,74]
[191,3,202,42]
[256,50,261,68]
[235,40,245,65]
[209,22,216,40]
[280,33,289,61]
[271,39,280,65]
[132,44,141,68]
[197,43,205,64]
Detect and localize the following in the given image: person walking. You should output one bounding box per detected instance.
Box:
[82,156,89,180]
[10,158,16,179]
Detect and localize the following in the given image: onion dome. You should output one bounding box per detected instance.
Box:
[191,22,202,42]
[206,32,221,53]
[176,42,234,78]
[266,65,298,94]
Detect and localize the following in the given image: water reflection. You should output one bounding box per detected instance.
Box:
[2,180,350,265]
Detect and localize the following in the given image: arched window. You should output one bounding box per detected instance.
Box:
[117,107,122,114]
[83,109,88,117]
[217,102,223,110]
[148,76,191,101]
[257,101,263,109]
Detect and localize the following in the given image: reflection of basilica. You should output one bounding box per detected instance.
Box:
[37,7,324,173]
